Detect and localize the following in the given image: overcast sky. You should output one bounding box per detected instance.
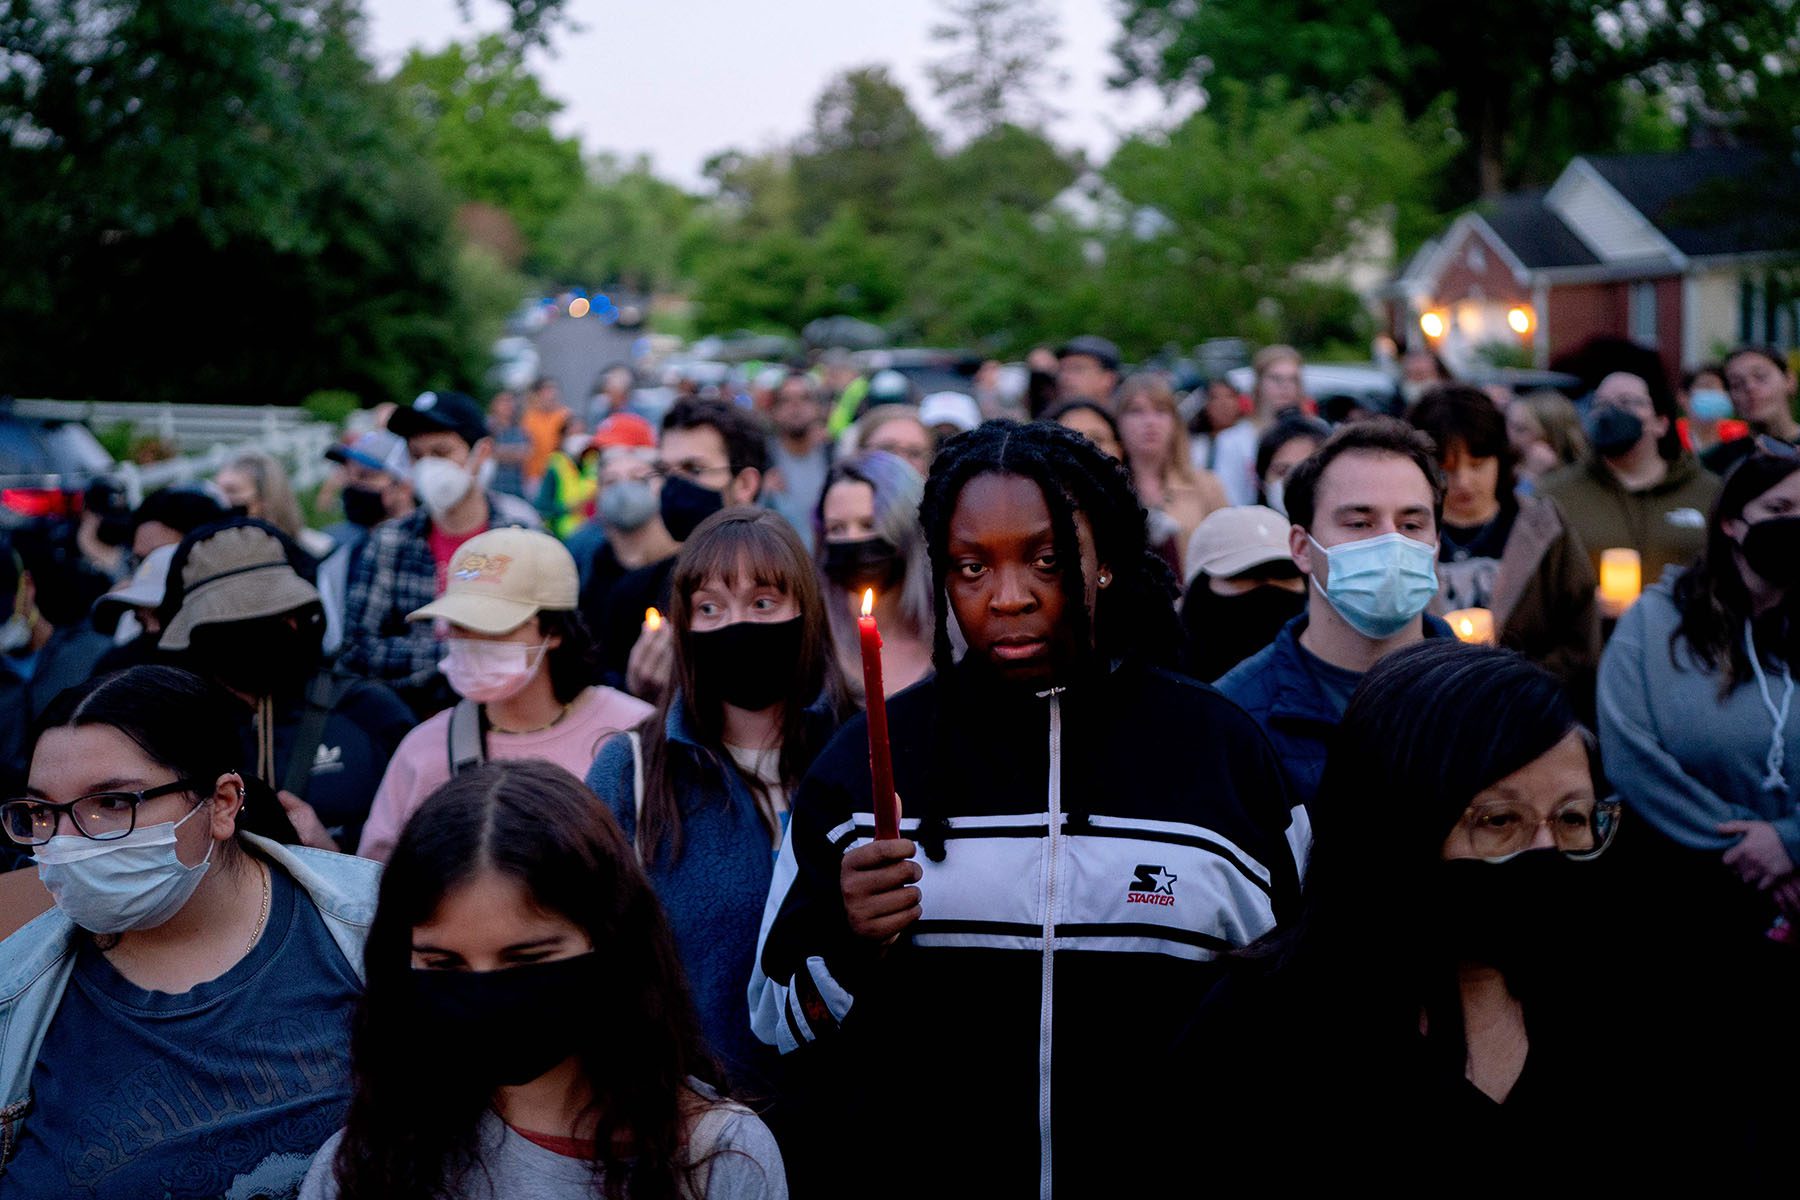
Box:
[361,0,1176,188]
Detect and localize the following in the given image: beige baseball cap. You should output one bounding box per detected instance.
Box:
[407,528,579,634]
[1185,505,1295,582]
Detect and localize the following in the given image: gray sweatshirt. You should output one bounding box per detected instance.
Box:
[1597,574,1800,861]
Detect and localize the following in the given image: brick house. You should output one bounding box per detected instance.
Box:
[1388,149,1800,377]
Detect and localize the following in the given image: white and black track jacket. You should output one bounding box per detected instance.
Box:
[749,660,1300,1198]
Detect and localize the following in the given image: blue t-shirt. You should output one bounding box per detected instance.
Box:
[3,865,361,1199]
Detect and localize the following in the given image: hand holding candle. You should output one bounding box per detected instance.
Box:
[1446,607,1495,645]
[858,588,899,840]
[1598,548,1642,618]
[644,607,663,632]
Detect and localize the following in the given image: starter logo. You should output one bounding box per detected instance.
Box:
[1126,864,1177,906]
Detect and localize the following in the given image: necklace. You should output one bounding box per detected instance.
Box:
[245,861,270,956]
[490,700,574,735]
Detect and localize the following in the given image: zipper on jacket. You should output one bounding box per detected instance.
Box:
[1037,687,1064,1199]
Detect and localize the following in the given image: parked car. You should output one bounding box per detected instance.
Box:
[0,403,115,528]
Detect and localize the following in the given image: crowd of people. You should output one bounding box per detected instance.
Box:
[0,333,1797,1197]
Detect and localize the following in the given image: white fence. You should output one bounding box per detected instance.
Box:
[10,400,338,505]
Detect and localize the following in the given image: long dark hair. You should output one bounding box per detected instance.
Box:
[331,760,722,1200]
[1408,384,1517,502]
[1670,448,1800,691]
[1278,641,1594,1017]
[635,507,850,864]
[30,665,300,850]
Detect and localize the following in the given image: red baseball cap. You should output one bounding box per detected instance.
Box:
[593,412,656,450]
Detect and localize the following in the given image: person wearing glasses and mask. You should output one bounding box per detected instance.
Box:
[1182,641,1711,1187]
[597,400,766,703]
[0,665,380,1196]
[1540,370,1721,584]
[1218,419,1456,861]
[357,529,651,863]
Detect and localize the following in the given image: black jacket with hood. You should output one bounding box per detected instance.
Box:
[749,656,1299,1197]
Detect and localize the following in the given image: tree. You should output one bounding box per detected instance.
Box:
[391,34,585,250]
[791,66,937,235]
[538,155,707,293]
[927,0,1068,137]
[1110,1,1800,200]
[0,0,486,405]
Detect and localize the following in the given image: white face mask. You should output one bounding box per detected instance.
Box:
[34,800,214,934]
[441,638,549,704]
[414,456,475,516]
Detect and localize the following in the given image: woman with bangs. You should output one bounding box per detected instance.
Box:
[587,508,852,1093]
[814,450,934,701]
[1114,372,1227,579]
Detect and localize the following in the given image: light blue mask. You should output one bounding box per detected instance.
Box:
[1688,388,1734,421]
[1309,532,1440,639]
[33,801,213,934]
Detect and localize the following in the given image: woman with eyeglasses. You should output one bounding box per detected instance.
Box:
[1598,444,1800,1013]
[0,665,380,1196]
[1182,641,1668,1185]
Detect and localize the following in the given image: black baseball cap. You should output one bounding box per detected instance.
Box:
[1057,335,1121,372]
[388,391,489,447]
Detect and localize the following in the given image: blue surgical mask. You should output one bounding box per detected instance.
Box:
[1689,388,1734,421]
[33,801,214,934]
[1309,532,1440,639]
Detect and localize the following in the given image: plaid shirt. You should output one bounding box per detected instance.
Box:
[339,498,534,690]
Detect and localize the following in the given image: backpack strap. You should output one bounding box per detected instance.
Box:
[447,698,489,777]
[281,672,357,800]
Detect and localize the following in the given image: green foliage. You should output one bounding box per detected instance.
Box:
[93,423,136,464]
[302,390,362,426]
[538,156,708,292]
[0,0,485,406]
[1110,0,1800,200]
[791,67,937,235]
[927,0,1068,136]
[453,243,531,350]
[392,34,585,250]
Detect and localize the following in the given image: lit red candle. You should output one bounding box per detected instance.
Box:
[858,588,898,840]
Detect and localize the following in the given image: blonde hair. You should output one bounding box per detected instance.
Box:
[221,451,304,540]
[1114,373,1198,488]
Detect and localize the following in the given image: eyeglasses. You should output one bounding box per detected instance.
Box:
[1,779,198,846]
[1458,796,1621,862]
[652,461,732,485]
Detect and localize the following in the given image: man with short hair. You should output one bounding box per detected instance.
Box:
[521,375,576,492]
[1218,417,1455,858]
[318,430,414,656]
[762,372,831,551]
[599,399,767,699]
[1056,334,1121,404]
[575,413,677,623]
[339,391,538,716]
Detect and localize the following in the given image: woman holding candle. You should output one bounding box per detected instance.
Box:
[750,420,1301,1196]
[1598,443,1800,991]
[1408,387,1600,696]
[586,508,851,1093]
[815,451,934,702]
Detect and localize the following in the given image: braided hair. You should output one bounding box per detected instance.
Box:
[919,420,1181,680]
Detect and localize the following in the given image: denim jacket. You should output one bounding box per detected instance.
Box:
[0,836,382,1169]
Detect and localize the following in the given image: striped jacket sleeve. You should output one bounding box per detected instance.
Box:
[748,765,874,1054]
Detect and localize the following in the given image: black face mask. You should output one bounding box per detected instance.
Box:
[409,953,602,1088]
[341,484,388,528]
[1183,580,1306,681]
[1429,851,1592,995]
[660,474,725,542]
[1740,515,1800,588]
[1586,406,1645,458]
[822,536,903,594]
[688,616,805,712]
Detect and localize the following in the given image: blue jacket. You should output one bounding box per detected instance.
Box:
[587,692,840,1090]
[1216,612,1454,817]
[0,836,381,1171]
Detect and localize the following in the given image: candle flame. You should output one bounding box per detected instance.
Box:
[861,588,874,618]
[1457,617,1474,638]
[644,607,662,631]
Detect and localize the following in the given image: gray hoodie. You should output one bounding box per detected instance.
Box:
[1597,572,1800,861]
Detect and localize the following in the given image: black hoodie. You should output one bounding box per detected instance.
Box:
[750,657,1299,1197]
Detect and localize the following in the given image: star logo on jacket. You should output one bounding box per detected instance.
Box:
[1126,864,1177,906]
[451,552,512,584]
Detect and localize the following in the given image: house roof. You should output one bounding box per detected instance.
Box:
[1582,148,1800,258]
[1476,189,1599,270]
